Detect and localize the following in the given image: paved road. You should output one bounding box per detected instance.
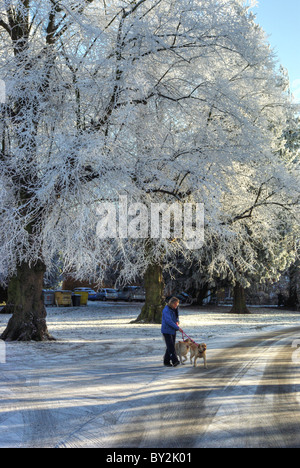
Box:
[1,326,300,448]
[108,326,300,448]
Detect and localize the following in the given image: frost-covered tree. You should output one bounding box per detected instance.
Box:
[127,9,300,319]
[184,106,300,314]
[0,0,298,338]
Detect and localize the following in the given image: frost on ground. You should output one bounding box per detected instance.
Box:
[0,302,299,448]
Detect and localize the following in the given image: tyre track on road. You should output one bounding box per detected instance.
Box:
[2,328,300,448]
[106,327,300,448]
[0,337,157,448]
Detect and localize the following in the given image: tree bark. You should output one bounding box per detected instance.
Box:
[230,282,250,314]
[134,263,165,324]
[286,261,300,309]
[0,260,55,341]
[195,284,209,306]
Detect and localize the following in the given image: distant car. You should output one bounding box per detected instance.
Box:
[130,288,146,302]
[177,292,193,304]
[165,292,193,304]
[97,288,118,301]
[73,288,98,301]
[117,286,139,301]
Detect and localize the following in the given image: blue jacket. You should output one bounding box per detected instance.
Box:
[161,305,179,335]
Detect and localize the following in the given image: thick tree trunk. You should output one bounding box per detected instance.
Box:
[0,260,55,341]
[196,284,209,306]
[230,282,250,314]
[134,263,165,324]
[286,261,300,309]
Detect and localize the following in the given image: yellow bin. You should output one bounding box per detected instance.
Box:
[74,291,89,306]
[55,290,72,307]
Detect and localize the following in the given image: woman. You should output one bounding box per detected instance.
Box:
[161,297,182,367]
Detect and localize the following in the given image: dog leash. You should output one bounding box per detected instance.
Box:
[181,329,199,346]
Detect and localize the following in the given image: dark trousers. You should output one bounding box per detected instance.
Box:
[163,333,179,365]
